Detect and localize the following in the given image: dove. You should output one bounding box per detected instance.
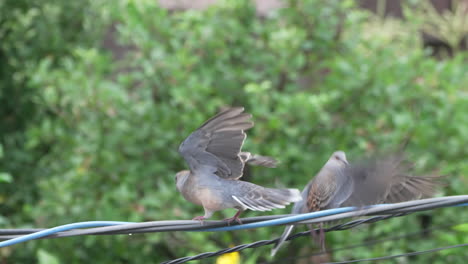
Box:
[271,151,440,256]
[176,107,302,223]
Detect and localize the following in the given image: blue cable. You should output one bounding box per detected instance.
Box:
[199,201,468,232]
[0,221,134,248]
[0,208,358,247]
[199,207,356,232]
[1,198,466,248]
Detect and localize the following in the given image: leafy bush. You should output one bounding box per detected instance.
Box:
[0,0,104,225]
[1,0,467,263]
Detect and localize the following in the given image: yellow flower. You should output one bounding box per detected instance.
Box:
[216,251,240,264]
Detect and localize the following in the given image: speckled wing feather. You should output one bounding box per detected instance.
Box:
[306,166,355,211]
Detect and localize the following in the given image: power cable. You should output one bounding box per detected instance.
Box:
[326,243,468,263]
[0,195,467,264]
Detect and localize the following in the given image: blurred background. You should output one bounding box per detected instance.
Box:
[1,0,467,263]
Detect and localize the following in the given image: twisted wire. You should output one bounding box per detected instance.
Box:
[326,243,468,263]
[0,195,466,264]
[161,213,407,264]
[269,222,459,263]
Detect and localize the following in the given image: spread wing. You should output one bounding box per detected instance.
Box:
[380,157,440,203]
[178,107,254,179]
[340,155,440,207]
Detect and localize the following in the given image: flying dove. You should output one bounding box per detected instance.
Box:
[176,107,302,223]
[271,151,440,256]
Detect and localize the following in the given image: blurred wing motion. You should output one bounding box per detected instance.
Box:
[272,152,442,256]
[178,107,277,179]
[341,154,440,207]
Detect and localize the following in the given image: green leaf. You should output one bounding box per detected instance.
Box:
[37,249,60,264]
[0,173,12,183]
[453,223,468,232]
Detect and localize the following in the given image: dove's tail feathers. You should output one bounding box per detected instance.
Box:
[271,225,295,257]
[240,152,278,168]
[232,188,302,212]
[385,175,443,203]
[267,188,303,203]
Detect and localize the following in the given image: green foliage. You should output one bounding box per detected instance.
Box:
[0,0,106,224]
[1,0,467,263]
[37,249,60,264]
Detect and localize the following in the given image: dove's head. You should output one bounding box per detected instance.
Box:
[175,170,190,191]
[328,151,348,166]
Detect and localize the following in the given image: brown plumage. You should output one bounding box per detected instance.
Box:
[271,151,442,256]
[176,107,300,223]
